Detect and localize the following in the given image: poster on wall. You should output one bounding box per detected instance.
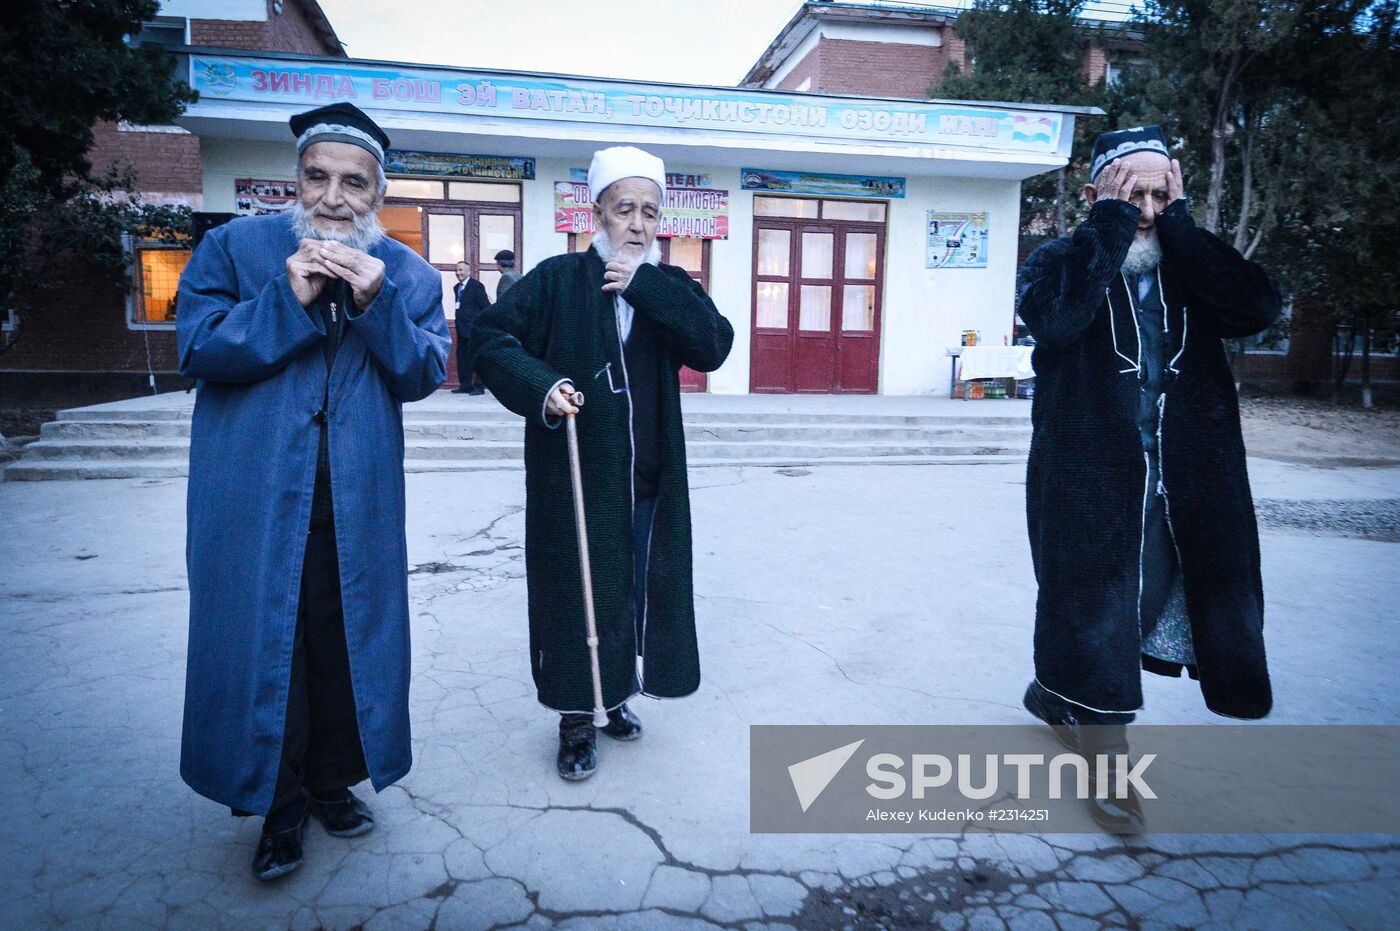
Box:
[926,211,989,269]
[740,168,905,199]
[554,180,730,239]
[384,151,535,180]
[568,168,711,189]
[235,179,297,215]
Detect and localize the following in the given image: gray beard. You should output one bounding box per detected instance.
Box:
[592,227,661,266]
[290,202,385,252]
[1121,229,1162,277]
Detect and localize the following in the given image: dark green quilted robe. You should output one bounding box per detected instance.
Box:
[469,247,734,712]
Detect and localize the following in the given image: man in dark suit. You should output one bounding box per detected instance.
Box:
[452,260,491,394]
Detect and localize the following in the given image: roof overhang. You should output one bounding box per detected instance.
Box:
[177,48,1101,181]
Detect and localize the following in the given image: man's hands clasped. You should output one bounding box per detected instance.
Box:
[286,239,386,310]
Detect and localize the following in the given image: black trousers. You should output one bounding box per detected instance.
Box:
[456,321,478,388]
[267,513,369,812]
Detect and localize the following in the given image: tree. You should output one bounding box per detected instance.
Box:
[0,0,197,376]
[939,0,1107,241]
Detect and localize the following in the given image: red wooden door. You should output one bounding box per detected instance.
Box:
[750,217,883,393]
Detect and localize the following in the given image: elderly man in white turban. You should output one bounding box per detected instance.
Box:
[470,146,734,780]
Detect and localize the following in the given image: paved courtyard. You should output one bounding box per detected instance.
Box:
[3,449,1398,929]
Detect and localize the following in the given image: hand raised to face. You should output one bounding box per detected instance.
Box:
[287,239,330,308]
[602,255,643,295]
[1095,159,1141,205]
[1167,158,1185,206]
[311,240,386,310]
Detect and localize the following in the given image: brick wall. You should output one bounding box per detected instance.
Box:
[813,37,941,98]
[87,122,203,197]
[267,0,341,55]
[190,18,268,49]
[1081,43,1107,85]
[1,279,181,374]
[775,46,821,92]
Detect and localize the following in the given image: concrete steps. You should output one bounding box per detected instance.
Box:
[5,394,1031,481]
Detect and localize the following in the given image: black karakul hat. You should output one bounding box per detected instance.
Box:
[1090,125,1169,181]
[289,102,390,164]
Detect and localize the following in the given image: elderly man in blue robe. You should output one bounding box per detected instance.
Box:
[175,102,449,880]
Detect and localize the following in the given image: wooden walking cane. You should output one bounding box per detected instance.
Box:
[563,390,609,727]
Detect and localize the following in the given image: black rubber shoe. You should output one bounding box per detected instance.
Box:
[557,713,598,781]
[252,810,308,881]
[601,703,643,741]
[309,789,375,838]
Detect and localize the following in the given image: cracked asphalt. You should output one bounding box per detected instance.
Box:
[2,458,1398,930]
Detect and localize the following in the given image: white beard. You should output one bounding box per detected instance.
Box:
[1121,228,1162,277]
[290,202,385,252]
[592,226,661,266]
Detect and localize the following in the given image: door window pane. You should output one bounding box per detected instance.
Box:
[801,232,833,279]
[427,213,465,264]
[842,285,876,331]
[386,179,443,199]
[380,205,423,255]
[449,181,521,203]
[799,285,831,331]
[478,214,515,263]
[822,200,885,221]
[440,270,458,321]
[667,236,703,273]
[479,269,502,302]
[754,196,818,218]
[756,228,790,276]
[755,281,789,329]
[844,232,879,279]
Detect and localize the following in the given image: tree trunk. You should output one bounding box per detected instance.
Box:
[1205,52,1241,235]
[1333,325,1355,404]
[1361,308,1374,409]
[1055,167,1068,238]
[1232,114,1256,253]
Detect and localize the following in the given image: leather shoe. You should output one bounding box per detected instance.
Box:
[451,387,470,393]
[1081,725,1146,834]
[310,789,375,838]
[601,703,643,741]
[1022,680,1082,752]
[557,713,597,781]
[252,811,308,881]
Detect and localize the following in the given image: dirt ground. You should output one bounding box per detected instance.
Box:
[1239,395,1400,467]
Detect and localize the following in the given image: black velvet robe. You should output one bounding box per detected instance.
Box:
[469,248,734,712]
[1017,198,1283,719]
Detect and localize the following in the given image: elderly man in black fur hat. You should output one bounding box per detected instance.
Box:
[1015,126,1283,832]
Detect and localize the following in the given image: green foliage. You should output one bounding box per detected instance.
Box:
[0,0,196,343]
[0,0,197,194]
[939,1,1109,241]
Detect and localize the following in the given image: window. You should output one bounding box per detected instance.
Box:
[753,196,885,222]
[129,16,186,50]
[131,244,190,327]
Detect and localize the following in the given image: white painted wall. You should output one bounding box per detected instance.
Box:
[201,137,299,211]
[159,0,264,21]
[880,176,1023,395]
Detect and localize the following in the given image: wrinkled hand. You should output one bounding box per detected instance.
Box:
[546,382,580,418]
[286,240,330,308]
[309,239,386,309]
[1095,159,1140,205]
[602,255,643,294]
[1167,158,1185,206]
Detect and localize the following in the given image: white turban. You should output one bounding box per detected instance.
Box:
[588,146,666,203]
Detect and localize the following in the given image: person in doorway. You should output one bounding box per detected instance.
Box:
[452,261,491,395]
[470,145,733,780]
[1015,125,1283,831]
[495,249,523,298]
[175,101,449,880]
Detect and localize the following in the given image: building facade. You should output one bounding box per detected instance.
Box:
[11,1,1375,395]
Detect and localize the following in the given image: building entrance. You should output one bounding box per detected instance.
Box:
[749,196,885,394]
[380,179,522,388]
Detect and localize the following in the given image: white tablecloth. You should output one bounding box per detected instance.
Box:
[956,345,1035,381]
